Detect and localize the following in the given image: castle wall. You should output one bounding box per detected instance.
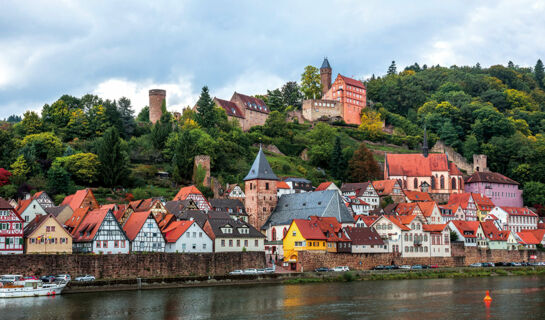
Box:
[431,140,473,174]
[302,99,342,122]
[193,155,211,187]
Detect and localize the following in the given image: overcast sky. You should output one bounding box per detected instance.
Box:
[1,0,545,118]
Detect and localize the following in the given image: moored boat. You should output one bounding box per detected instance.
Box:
[0,275,67,298]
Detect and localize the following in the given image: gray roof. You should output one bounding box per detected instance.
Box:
[284,177,311,183]
[206,218,265,239]
[261,190,354,230]
[165,200,197,216]
[321,58,331,69]
[209,199,248,216]
[243,147,279,181]
[45,205,70,217]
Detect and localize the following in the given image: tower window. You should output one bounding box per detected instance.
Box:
[266,183,269,190]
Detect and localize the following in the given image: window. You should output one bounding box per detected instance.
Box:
[97,241,101,248]
[292,231,296,236]
[237,240,240,247]
[46,226,51,232]
[413,178,418,189]
[440,176,445,189]
[193,232,196,238]
[244,240,248,247]
[182,243,186,250]
[266,183,269,190]
[103,241,108,248]
[229,240,233,247]
[255,240,259,247]
[114,241,119,248]
[221,240,225,247]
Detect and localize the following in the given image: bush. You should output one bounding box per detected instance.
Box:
[341,271,356,282]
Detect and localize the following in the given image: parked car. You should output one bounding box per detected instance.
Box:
[315,267,330,272]
[411,265,423,270]
[243,268,258,275]
[495,262,508,267]
[511,262,522,267]
[373,265,385,270]
[55,274,71,282]
[23,276,38,280]
[332,266,349,272]
[469,263,482,267]
[482,262,495,267]
[264,267,275,274]
[430,264,439,269]
[229,270,243,275]
[41,275,56,283]
[421,265,430,269]
[399,265,411,270]
[75,275,96,282]
[256,269,266,274]
[385,265,399,270]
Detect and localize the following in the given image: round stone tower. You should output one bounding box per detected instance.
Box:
[149,89,166,124]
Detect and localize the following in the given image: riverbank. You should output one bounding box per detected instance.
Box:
[64,266,545,294]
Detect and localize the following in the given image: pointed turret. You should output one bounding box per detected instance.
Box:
[320,57,333,97]
[244,147,279,181]
[321,57,331,70]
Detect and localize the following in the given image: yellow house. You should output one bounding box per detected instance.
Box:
[283,219,327,270]
[473,193,495,222]
[24,214,72,254]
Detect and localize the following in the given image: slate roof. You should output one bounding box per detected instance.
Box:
[243,147,279,181]
[209,199,248,216]
[214,98,244,119]
[206,218,265,239]
[45,205,70,217]
[284,177,311,183]
[164,200,197,216]
[466,171,519,185]
[345,227,384,246]
[261,190,354,230]
[321,58,331,69]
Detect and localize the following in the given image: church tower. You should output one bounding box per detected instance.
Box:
[320,58,332,97]
[244,146,279,229]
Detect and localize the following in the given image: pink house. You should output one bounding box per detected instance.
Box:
[464,172,522,207]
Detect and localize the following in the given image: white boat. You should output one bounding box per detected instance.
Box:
[0,275,67,298]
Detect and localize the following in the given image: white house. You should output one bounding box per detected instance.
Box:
[123,211,166,252]
[488,206,539,233]
[346,227,388,253]
[72,208,129,254]
[423,224,451,257]
[164,220,213,253]
[16,199,47,227]
[448,220,486,247]
[341,182,380,209]
[204,218,265,252]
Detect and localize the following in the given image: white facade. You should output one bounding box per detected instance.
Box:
[20,200,47,227]
[131,216,166,252]
[277,188,295,198]
[228,185,245,199]
[399,218,432,258]
[351,244,389,253]
[265,224,288,257]
[165,222,212,253]
[214,237,264,252]
[370,216,403,254]
[489,206,538,233]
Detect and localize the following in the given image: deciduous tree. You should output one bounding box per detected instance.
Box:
[347,143,381,182]
[300,65,322,99]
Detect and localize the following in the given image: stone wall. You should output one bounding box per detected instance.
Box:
[302,99,342,122]
[298,243,545,271]
[0,252,265,279]
[431,140,473,174]
[149,89,166,124]
[193,155,211,187]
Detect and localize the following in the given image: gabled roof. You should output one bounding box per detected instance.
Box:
[372,180,399,195]
[65,207,90,231]
[206,218,265,239]
[403,190,432,202]
[277,181,290,189]
[385,153,455,177]
[472,193,495,211]
[448,193,473,210]
[72,209,113,242]
[61,189,97,211]
[158,213,175,231]
[16,199,33,213]
[209,199,247,216]
[354,215,379,227]
[499,207,538,217]
[422,224,447,233]
[417,201,438,218]
[338,74,365,89]
[173,185,207,201]
[517,230,545,245]
[23,214,69,237]
[439,204,459,217]
[214,98,244,118]
[341,182,371,193]
[320,58,331,69]
[0,197,14,209]
[466,171,519,185]
[262,190,354,229]
[315,182,333,191]
[345,227,384,245]
[123,210,155,241]
[176,209,209,227]
[449,162,462,176]
[232,92,270,114]
[480,221,508,241]
[292,219,327,240]
[384,216,411,231]
[395,203,419,216]
[163,220,194,243]
[164,200,198,216]
[450,220,480,238]
[243,147,279,181]
[45,205,70,217]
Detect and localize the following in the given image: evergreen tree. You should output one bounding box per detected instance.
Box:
[151,112,172,151]
[535,59,544,88]
[195,86,217,130]
[171,130,194,183]
[117,97,136,138]
[508,61,515,69]
[266,89,284,112]
[281,81,303,109]
[387,61,397,75]
[96,127,129,187]
[137,106,150,123]
[330,136,345,180]
[47,165,73,195]
[347,142,381,182]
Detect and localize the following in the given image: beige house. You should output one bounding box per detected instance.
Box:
[45,205,74,225]
[24,214,72,254]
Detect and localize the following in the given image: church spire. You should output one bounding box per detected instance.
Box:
[422,126,429,158]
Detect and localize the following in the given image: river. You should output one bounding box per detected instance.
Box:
[2,276,545,319]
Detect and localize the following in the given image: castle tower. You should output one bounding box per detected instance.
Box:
[244,146,279,229]
[149,89,166,124]
[320,58,332,97]
[473,154,488,172]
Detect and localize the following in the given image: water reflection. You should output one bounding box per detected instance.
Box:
[1,276,545,319]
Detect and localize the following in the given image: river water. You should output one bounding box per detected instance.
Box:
[2,276,545,319]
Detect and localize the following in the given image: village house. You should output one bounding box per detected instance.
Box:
[61,188,100,212]
[72,208,129,254]
[480,220,516,250]
[471,193,495,221]
[395,201,443,224]
[261,190,354,258]
[311,216,352,254]
[283,177,313,193]
[315,181,342,195]
[345,196,372,215]
[16,198,47,227]
[283,219,327,270]
[346,227,388,253]
[173,185,212,212]
[213,92,270,131]
[164,199,199,219]
[354,215,379,228]
[465,171,523,207]
[402,190,432,203]
[516,229,545,250]
[340,182,380,209]
[276,181,294,198]
[31,191,55,208]
[209,199,249,223]
[488,206,539,233]
[0,198,24,254]
[448,220,486,248]
[163,220,213,253]
[438,204,465,223]
[372,180,404,203]
[123,210,166,252]
[44,205,73,225]
[23,214,72,254]
[225,184,245,201]
[64,207,90,234]
[448,193,478,221]
[203,217,265,253]
[422,224,451,257]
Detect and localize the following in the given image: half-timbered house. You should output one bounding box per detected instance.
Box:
[0,198,24,254]
[72,208,129,254]
[123,210,165,252]
[173,185,212,211]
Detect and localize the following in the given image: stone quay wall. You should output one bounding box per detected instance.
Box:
[298,243,545,271]
[0,252,266,279]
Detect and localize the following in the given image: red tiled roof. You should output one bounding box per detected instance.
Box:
[277,181,290,189]
[403,190,432,202]
[386,153,452,177]
[372,180,398,195]
[538,222,545,229]
[499,207,538,217]
[423,224,447,233]
[158,213,175,231]
[339,74,365,89]
[448,193,472,210]
[517,230,545,245]
[173,185,204,201]
[466,171,519,185]
[450,220,480,238]
[439,204,459,216]
[100,204,117,211]
[398,215,417,225]
[61,189,96,211]
[354,215,379,227]
[32,191,45,199]
[384,216,411,231]
[123,210,153,241]
[72,209,110,242]
[396,203,419,216]
[480,221,508,241]
[449,162,462,176]
[65,207,90,231]
[232,92,270,114]
[417,201,437,218]
[16,199,32,213]
[214,98,244,118]
[293,219,327,240]
[472,193,495,211]
[310,216,350,242]
[164,220,194,243]
[315,182,333,191]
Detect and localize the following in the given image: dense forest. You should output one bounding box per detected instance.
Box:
[1,60,545,210]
